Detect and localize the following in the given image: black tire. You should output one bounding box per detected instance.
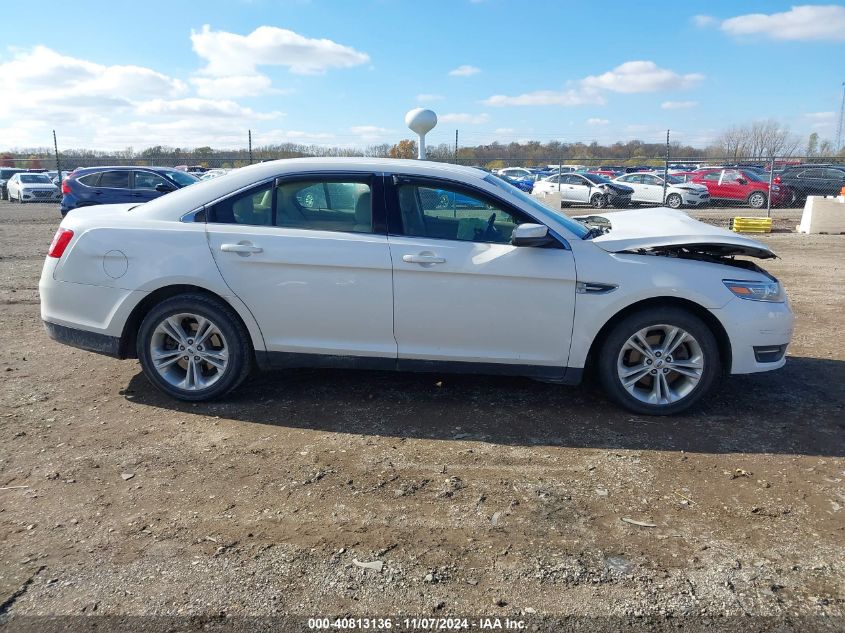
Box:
[590,193,608,209]
[747,191,767,209]
[136,293,253,402]
[666,193,683,209]
[597,307,721,416]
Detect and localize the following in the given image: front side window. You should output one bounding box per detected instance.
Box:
[209,179,372,233]
[98,171,130,189]
[134,171,169,190]
[397,183,526,244]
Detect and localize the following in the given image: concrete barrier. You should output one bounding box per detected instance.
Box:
[797,196,845,234]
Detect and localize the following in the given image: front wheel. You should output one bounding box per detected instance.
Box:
[590,193,608,209]
[136,294,253,401]
[666,193,683,209]
[597,308,721,415]
[747,191,767,209]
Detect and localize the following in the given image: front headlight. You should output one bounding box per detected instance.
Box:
[723,279,785,302]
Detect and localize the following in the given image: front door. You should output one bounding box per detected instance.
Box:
[386,177,577,371]
[205,173,396,360]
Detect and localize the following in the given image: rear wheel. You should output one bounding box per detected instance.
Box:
[747,191,767,209]
[136,294,253,401]
[666,193,683,209]
[597,307,721,415]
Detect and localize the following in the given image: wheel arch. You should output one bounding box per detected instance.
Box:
[584,296,732,375]
[118,284,264,359]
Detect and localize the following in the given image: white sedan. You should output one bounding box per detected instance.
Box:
[7,172,61,202]
[40,159,793,415]
[613,172,710,209]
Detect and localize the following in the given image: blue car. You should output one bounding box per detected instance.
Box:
[60,166,199,216]
[500,174,534,193]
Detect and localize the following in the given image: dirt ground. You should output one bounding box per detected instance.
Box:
[0,201,843,631]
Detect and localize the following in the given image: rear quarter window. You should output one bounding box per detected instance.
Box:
[77,173,101,186]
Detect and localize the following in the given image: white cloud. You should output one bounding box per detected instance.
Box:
[805,111,836,131]
[439,112,490,124]
[582,61,704,93]
[692,14,717,27]
[720,5,845,41]
[448,64,481,77]
[483,89,605,107]
[416,93,445,102]
[190,24,371,76]
[661,100,698,109]
[587,118,609,125]
[136,98,281,120]
[190,75,277,98]
[494,127,516,135]
[349,125,392,140]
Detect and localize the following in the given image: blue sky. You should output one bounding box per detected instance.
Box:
[0,0,843,151]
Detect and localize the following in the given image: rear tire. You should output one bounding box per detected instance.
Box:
[597,307,721,416]
[136,293,253,402]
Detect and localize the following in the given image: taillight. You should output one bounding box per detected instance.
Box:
[48,228,74,258]
[61,179,71,194]
[773,176,781,184]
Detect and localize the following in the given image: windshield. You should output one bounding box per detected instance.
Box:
[583,173,611,184]
[483,174,589,239]
[20,174,52,184]
[666,175,685,184]
[162,170,200,187]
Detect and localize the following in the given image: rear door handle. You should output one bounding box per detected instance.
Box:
[221,243,263,254]
[402,253,446,265]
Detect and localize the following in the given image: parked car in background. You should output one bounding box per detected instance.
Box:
[6,172,61,202]
[497,167,536,181]
[687,168,788,209]
[40,158,793,415]
[499,174,534,193]
[775,165,845,204]
[46,170,72,186]
[60,166,199,216]
[199,169,233,181]
[0,168,27,200]
[534,172,633,208]
[613,173,710,209]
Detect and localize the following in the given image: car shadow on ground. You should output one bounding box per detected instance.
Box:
[123,355,845,457]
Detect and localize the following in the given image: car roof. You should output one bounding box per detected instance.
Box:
[72,165,182,174]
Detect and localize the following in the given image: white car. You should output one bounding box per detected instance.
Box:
[39,158,793,415]
[533,172,634,208]
[613,172,710,209]
[7,172,61,202]
[496,167,535,181]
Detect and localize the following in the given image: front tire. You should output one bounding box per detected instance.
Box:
[666,193,683,209]
[747,191,767,209]
[590,193,608,209]
[136,293,253,402]
[597,307,721,415]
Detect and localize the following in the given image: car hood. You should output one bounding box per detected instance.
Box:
[576,207,776,259]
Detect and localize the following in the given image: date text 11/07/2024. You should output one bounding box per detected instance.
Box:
[307,617,527,630]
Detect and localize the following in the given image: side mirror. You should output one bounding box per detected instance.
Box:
[511,223,556,248]
[736,178,747,185]
[155,183,175,193]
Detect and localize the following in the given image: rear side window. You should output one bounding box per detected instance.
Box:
[98,171,130,188]
[77,172,101,186]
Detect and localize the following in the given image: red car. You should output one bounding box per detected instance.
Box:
[681,168,788,209]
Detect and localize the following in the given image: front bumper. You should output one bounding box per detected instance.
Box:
[710,297,794,374]
[43,320,121,357]
[19,191,61,202]
[681,191,710,206]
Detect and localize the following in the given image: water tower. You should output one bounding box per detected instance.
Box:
[405,108,437,159]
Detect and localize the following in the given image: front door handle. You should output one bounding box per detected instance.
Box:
[402,253,446,265]
[221,242,263,255]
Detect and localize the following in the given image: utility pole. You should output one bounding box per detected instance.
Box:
[52,130,61,186]
[454,129,458,164]
[836,81,845,153]
[248,129,253,165]
[662,129,670,205]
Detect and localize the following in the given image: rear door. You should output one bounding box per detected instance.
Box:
[204,172,397,362]
[95,170,132,204]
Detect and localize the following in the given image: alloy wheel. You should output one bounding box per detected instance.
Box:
[616,324,704,406]
[149,313,229,391]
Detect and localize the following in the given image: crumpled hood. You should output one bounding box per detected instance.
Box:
[577,207,776,259]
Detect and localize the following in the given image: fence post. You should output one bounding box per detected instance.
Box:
[52,130,61,185]
[662,129,669,205]
[454,129,458,164]
[766,154,774,218]
[248,130,253,165]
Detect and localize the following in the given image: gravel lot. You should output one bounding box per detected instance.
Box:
[0,201,843,631]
